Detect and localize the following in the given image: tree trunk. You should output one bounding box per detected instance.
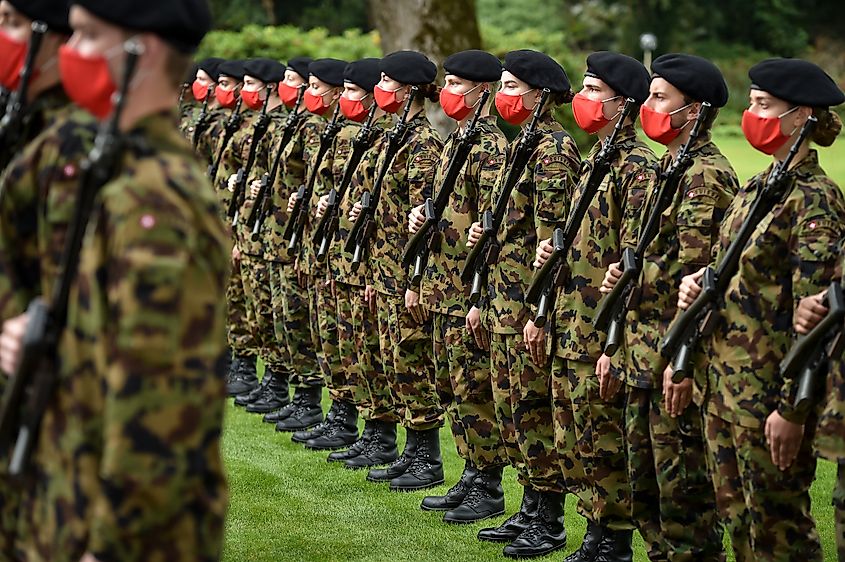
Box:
[262,0,276,25]
[368,0,482,137]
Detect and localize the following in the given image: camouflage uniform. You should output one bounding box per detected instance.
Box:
[485,112,580,493]
[0,87,72,176]
[551,124,656,530]
[418,115,508,469]
[259,110,324,387]
[621,132,737,561]
[705,150,845,562]
[15,112,230,562]
[368,111,444,431]
[178,97,200,140]
[345,115,402,423]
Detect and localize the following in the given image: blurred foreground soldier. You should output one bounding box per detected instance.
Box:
[0,0,230,560]
[678,58,845,562]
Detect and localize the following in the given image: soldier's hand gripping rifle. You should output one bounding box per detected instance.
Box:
[459,89,552,304]
[0,40,143,477]
[525,98,637,328]
[780,281,845,417]
[283,104,344,250]
[0,21,48,172]
[226,92,272,226]
[191,84,214,150]
[344,88,419,270]
[208,96,243,185]
[244,84,307,239]
[401,90,491,285]
[312,103,379,262]
[593,102,713,356]
[660,116,817,381]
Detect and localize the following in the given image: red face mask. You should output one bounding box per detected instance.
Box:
[741,107,798,155]
[0,30,28,90]
[304,89,330,115]
[495,90,534,125]
[241,88,264,111]
[192,80,210,102]
[374,84,406,114]
[215,85,237,109]
[639,103,690,145]
[278,81,299,108]
[58,44,117,120]
[339,93,370,122]
[439,85,481,121]
[572,93,619,134]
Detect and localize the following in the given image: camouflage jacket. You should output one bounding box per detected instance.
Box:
[554,125,657,361]
[486,112,581,335]
[0,86,73,176]
[623,133,738,388]
[19,112,230,562]
[707,150,845,429]
[0,110,97,323]
[330,114,393,287]
[419,116,508,317]
[369,110,443,296]
[815,248,845,462]
[178,98,200,141]
[258,111,323,264]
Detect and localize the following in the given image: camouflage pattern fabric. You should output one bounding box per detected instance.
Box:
[836,463,845,562]
[278,264,322,387]
[354,287,401,423]
[241,254,288,374]
[195,107,228,170]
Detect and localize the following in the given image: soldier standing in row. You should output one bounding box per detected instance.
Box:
[179,56,222,142]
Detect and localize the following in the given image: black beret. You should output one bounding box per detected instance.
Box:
[380,51,437,86]
[287,56,312,82]
[503,49,570,94]
[344,58,381,92]
[217,60,245,81]
[749,58,845,108]
[8,0,70,34]
[70,0,210,53]
[197,57,224,81]
[585,51,650,104]
[309,58,347,87]
[650,53,729,108]
[443,49,502,83]
[243,58,286,84]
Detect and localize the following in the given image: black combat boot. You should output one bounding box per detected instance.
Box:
[502,491,566,558]
[478,486,540,542]
[234,370,271,406]
[564,520,605,562]
[306,400,358,450]
[227,354,258,396]
[421,461,478,511]
[219,347,232,380]
[274,385,322,432]
[263,386,304,424]
[246,369,290,413]
[389,427,444,491]
[593,529,633,562]
[328,420,375,463]
[364,427,416,479]
[345,421,399,470]
[225,354,240,386]
[291,400,338,444]
[443,466,505,524]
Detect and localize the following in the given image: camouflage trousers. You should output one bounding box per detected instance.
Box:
[351,286,400,423]
[552,357,630,530]
[490,332,564,493]
[227,257,258,356]
[306,273,332,385]
[274,262,321,387]
[312,273,351,402]
[375,291,443,431]
[626,387,724,562]
[336,282,366,409]
[704,411,821,562]
[240,254,288,374]
[433,312,507,470]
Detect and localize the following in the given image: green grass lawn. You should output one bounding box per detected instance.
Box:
[222,133,845,561]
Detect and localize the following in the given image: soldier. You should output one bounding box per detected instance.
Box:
[309,58,386,453]
[678,58,845,561]
[0,0,229,559]
[223,58,291,415]
[600,53,737,561]
[406,49,510,523]
[194,60,232,166]
[466,49,581,558]
[179,56,223,142]
[534,51,656,561]
[348,50,446,491]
